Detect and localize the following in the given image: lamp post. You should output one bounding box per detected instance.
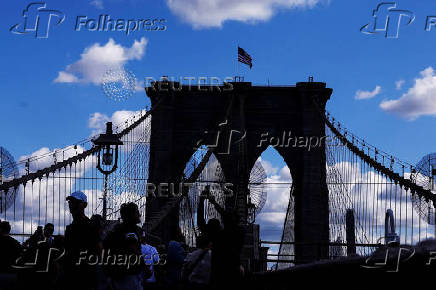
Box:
[92,122,123,220]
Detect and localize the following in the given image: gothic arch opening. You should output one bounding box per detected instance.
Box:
[254,146,294,270]
[180,146,227,246]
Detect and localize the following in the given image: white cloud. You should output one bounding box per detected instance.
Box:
[7,146,95,236]
[354,85,381,100]
[7,146,434,247]
[4,109,151,237]
[54,38,147,85]
[395,80,405,90]
[88,110,151,153]
[258,212,287,224]
[88,112,111,136]
[256,158,292,231]
[54,71,79,83]
[258,157,278,176]
[326,161,434,245]
[135,79,145,92]
[90,0,104,9]
[255,157,434,248]
[278,165,291,180]
[7,141,146,238]
[18,145,88,173]
[380,67,436,120]
[89,110,140,135]
[166,0,322,28]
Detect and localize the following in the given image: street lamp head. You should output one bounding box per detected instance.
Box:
[93,122,123,175]
[92,122,123,147]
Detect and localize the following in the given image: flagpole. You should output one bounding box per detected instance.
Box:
[237,45,240,81]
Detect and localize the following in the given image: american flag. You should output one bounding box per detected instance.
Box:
[238,46,252,69]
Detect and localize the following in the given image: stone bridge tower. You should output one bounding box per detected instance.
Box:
[145,80,333,264]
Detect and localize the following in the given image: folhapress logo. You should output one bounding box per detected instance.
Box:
[10,2,65,39]
[361,2,414,38]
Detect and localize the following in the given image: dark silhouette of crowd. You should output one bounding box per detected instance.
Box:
[0,190,246,290]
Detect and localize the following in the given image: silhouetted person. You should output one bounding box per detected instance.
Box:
[63,191,100,290]
[202,196,245,290]
[0,221,22,289]
[43,223,55,247]
[90,214,105,251]
[154,243,167,288]
[90,214,110,290]
[22,223,56,268]
[140,233,159,289]
[181,234,212,290]
[165,228,186,289]
[19,222,61,290]
[23,225,44,249]
[0,221,22,271]
[103,202,145,290]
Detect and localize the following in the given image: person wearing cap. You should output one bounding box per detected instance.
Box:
[62,191,100,290]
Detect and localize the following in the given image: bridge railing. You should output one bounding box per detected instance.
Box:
[322,109,436,250]
[262,240,383,269]
[0,109,153,241]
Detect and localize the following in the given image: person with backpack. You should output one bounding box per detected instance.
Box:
[103,202,147,290]
[181,234,212,290]
[164,228,186,289]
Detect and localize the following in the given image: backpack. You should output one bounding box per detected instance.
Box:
[103,224,145,277]
[181,249,210,285]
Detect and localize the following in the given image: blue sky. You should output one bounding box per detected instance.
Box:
[2,0,436,163]
[2,0,436,249]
